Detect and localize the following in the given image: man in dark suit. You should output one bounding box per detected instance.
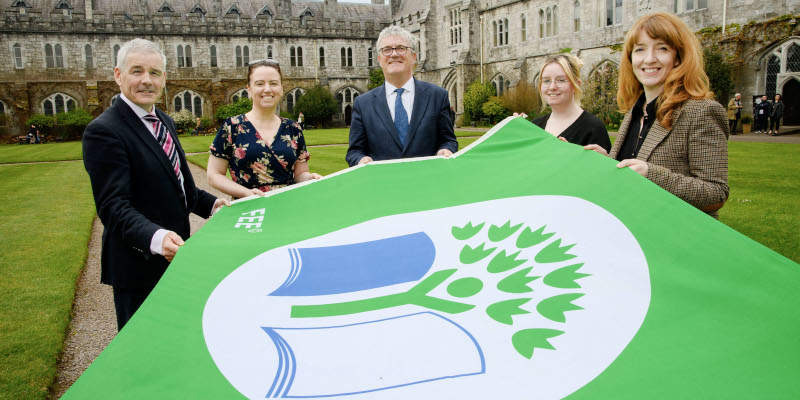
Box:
[83,39,227,330]
[346,26,458,167]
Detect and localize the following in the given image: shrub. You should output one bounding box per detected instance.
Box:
[169,110,196,135]
[199,117,214,133]
[294,85,338,128]
[482,97,511,124]
[704,46,734,106]
[499,80,540,116]
[464,80,495,124]
[57,109,94,140]
[27,114,55,136]
[215,97,252,122]
[368,68,385,90]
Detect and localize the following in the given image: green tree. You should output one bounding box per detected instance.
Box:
[482,97,511,124]
[581,62,623,130]
[169,110,196,134]
[215,97,252,122]
[704,46,734,106]
[58,109,94,140]
[368,68,385,90]
[463,80,495,125]
[295,85,338,128]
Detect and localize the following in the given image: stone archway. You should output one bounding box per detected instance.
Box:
[781,78,800,125]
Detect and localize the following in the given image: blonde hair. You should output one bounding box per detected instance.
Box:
[536,54,584,112]
[617,12,712,129]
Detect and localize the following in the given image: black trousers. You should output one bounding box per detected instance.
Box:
[770,117,781,132]
[112,286,153,330]
[729,118,738,134]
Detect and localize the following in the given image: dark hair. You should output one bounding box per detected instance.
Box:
[246,59,282,83]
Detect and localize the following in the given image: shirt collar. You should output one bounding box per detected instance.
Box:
[385,78,415,96]
[119,93,156,119]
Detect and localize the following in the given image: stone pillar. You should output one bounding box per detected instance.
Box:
[86,81,100,115]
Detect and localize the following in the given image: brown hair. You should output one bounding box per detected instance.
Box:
[246,59,282,84]
[536,53,584,112]
[617,12,712,129]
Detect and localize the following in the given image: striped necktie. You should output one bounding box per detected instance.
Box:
[143,114,184,192]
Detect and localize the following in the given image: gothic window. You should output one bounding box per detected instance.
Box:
[177,45,184,67]
[185,45,192,67]
[290,47,297,67]
[341,48,346,67]
[84,44,93,68]
[449,8,462,45]
[521,14,527,42]
[226,4,241,16]
[553,6,558,34]
[210,45,217,67]
[787,43,800,72]
[13,43,23,69]
[267,45,273,59]
[45,44,54,68]
[285,88,305,114]
[539,10,545,38]
[174,90,203,117]
[113,44,120,67]
[347,48,353,67]
[190,4,205,15]
[368,48,373,67]
[55,0,72,15]
[231,88,248,103]
[677,0,707,12]
[319,47,325,67]
[297,47,303,67]
[574,1,580,32]
[766,55,780,99]
[42,93,76,115]
[258,5,274,23]
[242,45,249,65]
[546,8,552,36]
[236,46,243,67]
[606,0,622,26]
[158,1,174,13]
[336,87,360,114]
[493,75,507,96]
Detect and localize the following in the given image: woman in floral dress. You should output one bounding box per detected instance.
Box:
[208,59,321,199]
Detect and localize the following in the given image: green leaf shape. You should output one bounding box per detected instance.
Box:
[512,328,565,359]
[488,220,523,242]
[486,250,527,273]
[497,267,539,294]
[536,293,584,323]
[451,221,485,240]
[534,238,577,263]
[516,225,555,248]
[447,277,484,298]
[459,243,496,264]
[486,298,531,325]
[543,263,590,289]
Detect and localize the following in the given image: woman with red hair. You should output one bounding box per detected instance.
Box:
[586,12,729,217]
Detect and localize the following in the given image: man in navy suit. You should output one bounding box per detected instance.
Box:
[346,26,458,167]
[83,39,227,330]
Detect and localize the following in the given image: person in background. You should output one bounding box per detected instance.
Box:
[26,124,37,144]
[754,95,771,134]
[584,12,729,218]
[193,117,201,136]
[768,93,783,136]
[82,38,228,330]
[297,112,305,130]
[208,59,321,199]
[727,93,742,134]
[531,53,611,151]
[346,25,457,166]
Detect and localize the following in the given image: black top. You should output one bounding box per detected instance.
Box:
[617,95,658,161]
[533,110,611,152]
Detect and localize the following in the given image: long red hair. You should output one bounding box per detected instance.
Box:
[617,12,713,129]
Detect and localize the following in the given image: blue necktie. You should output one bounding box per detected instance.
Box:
[394,88,409,146]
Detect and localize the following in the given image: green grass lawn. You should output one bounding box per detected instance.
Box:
[0,136,796,400]
[0,162,96,400]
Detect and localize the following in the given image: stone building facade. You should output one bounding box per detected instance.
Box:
[0,0,798,136]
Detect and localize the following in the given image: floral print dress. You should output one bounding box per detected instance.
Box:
[210,114,310,193]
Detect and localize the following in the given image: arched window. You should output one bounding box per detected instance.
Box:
[177,45,185,67]
[290,47,297,67]
[54,44,64,67]
[347,47,353,67]
[242,45,249,65]
[297,47,303,67]
[336,87,360,115]
[13,43,23,69]
[766,55,781,99]
[285,88,305,114]
[546,8,552,37]
[539,10,545,38]
[185,45,192,67]
[788,43,800,72]
[173,90,204,117]
[553,6,558,35]
[236,46,243,67]
[42,93,77,115]
[341,47,346,67]
[210,45,217,67]
[574,1,581,32]
[0,100,7,116]
[493,75,507,96]
[231,88,248,103]
[521,14,527,41]
[113,44,120,67]
[319,47,325,67]
[267,45,273,59]
[45,44,54,68]
[84,44,93,68]
[368,47,373,67]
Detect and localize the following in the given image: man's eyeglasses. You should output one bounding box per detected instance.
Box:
[379,46,412,57]
[541,77,570,87]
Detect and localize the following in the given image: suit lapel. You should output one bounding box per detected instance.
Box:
[372,84,404,150]
[638,106,680,161]
[404,78,430,152]
[115,101,184,195]
[610,111,632,158]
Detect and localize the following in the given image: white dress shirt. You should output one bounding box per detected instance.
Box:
[385,78,415,124]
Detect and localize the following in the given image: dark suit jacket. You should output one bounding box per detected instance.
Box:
[83,99,217,290]
[609,99,729,217]
[346,78,458,166]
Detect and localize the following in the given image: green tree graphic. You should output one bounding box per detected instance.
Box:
[291,220,589,359]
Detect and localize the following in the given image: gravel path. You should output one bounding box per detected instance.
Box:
[49,163,228,399]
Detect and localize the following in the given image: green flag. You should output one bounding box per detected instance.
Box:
[63,117,799,399]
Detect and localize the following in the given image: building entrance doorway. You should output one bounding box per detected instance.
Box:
[782,78,800,125]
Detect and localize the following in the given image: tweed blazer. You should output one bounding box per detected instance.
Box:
[609,99,730,217]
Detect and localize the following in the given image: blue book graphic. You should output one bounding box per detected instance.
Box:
[270,232,436,296]
[262,312,486,398]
